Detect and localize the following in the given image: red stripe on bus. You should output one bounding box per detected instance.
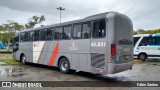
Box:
[48,42,59,66]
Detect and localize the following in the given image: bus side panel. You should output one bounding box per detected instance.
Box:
[42,41,58,65]
[43,41,72,67]
[54,40,72,67]
[106,13,116,74]
[19,42,32,62]
[69,39,90,72]
[37,41,49,65]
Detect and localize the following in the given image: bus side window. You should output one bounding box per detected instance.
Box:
[82,23,90,39]
[155,37,160,44]
[20,33,25,42]
[139,37,148,46]
[29,31,35,41]
[93,20,106,38]
[46,28,53,40]
[41,29,47,41]
[34,30,40,41]
[24,32,29,42]
[63,26,71,39]
[148,37,154,45]
[54,27,63,40]
[73,24,82,39]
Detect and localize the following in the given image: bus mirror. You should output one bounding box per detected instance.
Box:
[10,39,13,43]
[10,39,13,47]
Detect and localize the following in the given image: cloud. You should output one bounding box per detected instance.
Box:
[0,0,160,30]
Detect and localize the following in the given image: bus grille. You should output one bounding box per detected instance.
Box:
[91,53,105,69]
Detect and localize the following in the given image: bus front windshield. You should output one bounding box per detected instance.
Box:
[134,37,140,47]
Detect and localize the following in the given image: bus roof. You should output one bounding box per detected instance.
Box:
[134,34,160,37]
[17,11,126,33]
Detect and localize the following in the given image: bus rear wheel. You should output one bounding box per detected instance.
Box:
[59,58,70,74]
[138,53,147,61]
[21,54,26,64]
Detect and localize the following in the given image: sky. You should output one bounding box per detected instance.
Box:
[0,0,160,30]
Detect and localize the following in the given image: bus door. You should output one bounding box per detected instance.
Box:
[90,20,107,71]
[12,34,20,60]
[71,23,91,71]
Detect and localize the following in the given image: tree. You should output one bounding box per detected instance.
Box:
[134,31,138,35]
[0,20,24,49]
[137,29,145,34]
[25,15,45,29]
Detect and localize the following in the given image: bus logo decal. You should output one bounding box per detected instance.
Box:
[33,41,45,63]
[48,42,59,66]
[69,42,78,50]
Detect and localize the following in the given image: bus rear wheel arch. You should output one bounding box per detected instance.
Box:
[58,57,70,74]
[20,54,26,64]
[138,53,147,61]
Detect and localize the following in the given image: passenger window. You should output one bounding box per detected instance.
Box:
[93,20,106,38]
[154,37,160,44]
[41,29,47,41]
[21,32,30,42]
[139,37,148,46]
[24,32,29,42]
[148,37,154,45]
[29,31,35,41]
[82,23,90,39]
[63,26,71,39]
[20,33,25,42]
[34,30,40,41]
[73,24,82,39]
[54,27,63,39]
[46,28,53,40]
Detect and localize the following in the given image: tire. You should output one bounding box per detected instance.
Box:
[21,54,26,64]
[138,53,147,61]
[59,58,70,74]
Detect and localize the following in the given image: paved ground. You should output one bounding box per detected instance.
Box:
[0,61,160,81]
[0,61,160,90]
[0,54,160,90]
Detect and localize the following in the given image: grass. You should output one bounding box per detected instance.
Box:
[0,53,21,65]
[0,59,21,65]
[0,49,12,53]
[0,53,12,59]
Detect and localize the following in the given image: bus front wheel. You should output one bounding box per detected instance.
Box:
[59,58,70,74]
[21,54,26,64]
[138,53,147,61]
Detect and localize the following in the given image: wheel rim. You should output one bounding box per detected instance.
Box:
[140,55,145,60]
[61,61,68,71]
[22,56,26,63]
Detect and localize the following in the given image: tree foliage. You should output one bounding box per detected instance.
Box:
[137,29,145,34]
[134,29,160,35]
[0,20,24,46]
[25,15,45,29]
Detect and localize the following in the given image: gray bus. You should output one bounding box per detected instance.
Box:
[12,12,133,74]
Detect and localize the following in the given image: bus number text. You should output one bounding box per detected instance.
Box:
[91,42,106,47]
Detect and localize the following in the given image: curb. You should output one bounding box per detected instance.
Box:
[133,59,142,63]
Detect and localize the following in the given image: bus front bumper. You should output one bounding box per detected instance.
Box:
[108,61,133,74]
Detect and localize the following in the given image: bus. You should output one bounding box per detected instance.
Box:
[12,12,133,74]
[134,34,160,61]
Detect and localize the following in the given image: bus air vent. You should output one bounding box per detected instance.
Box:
[91,53,105,69]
